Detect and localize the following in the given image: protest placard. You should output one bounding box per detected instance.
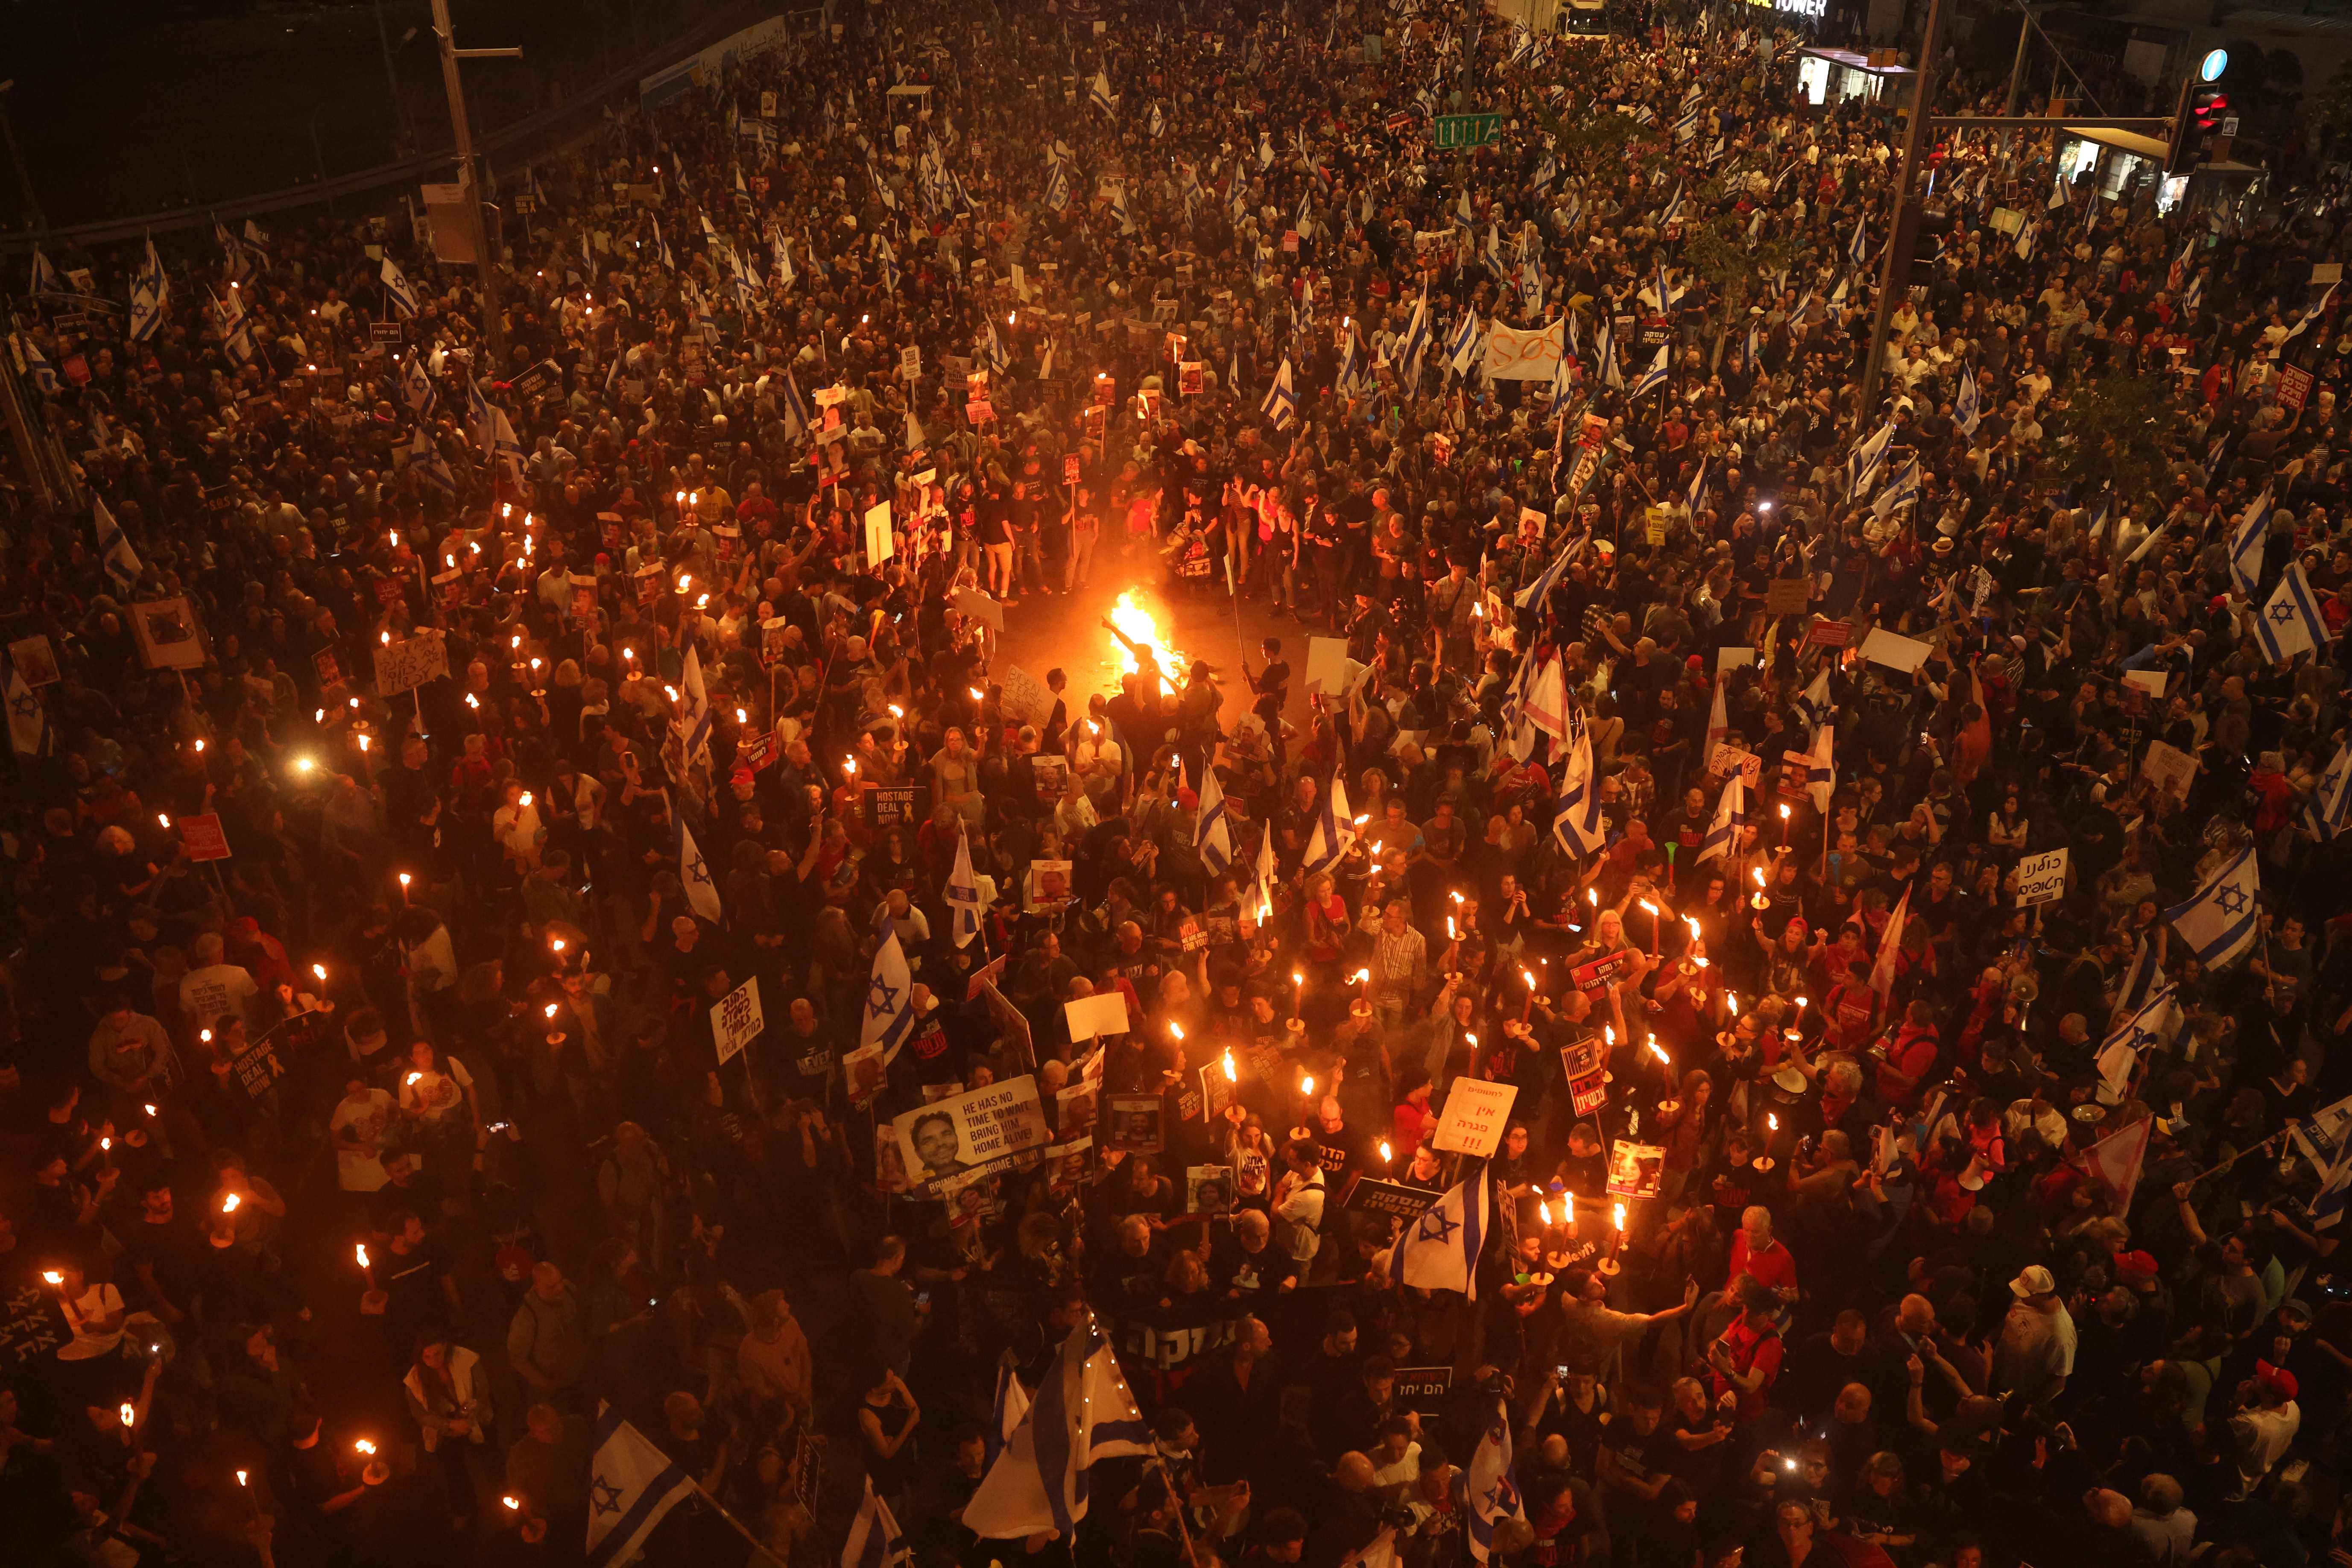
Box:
[2016,848,2069,907]
[710,976,764,1066]
[891,1076,1050,1193]
[374,632,449,695]
[1433,1078,1518,1156]
[1064,991,1131,1042]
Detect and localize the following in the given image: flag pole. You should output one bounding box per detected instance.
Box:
[2185,1125,2293,1186]
[687,1477,789,1568]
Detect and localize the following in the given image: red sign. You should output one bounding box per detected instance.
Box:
[1803,619,1852,648]
[2280,365,2315,413]
[180,813,232,862]
[1385,111,1416,133]
[1571,1070,1609,1116]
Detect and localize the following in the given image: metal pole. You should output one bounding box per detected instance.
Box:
[427,0,519,372]
[373,0,412,155]
[1858,0,1949,416]
[0,84,45,236]
[2002,5,2031,117]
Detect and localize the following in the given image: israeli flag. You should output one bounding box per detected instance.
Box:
[676,643,712,766]
[1531,152,1558,196]
[1685,459,1709,518]
[1954,365,1980,435]
[1849,217,1869,266]
[2253,564,2331,664]
[1148,100,1164,139]
[1194,759,1233,876]
[4,654,50,760]
[652,215,675,271]
[1335,324,1363,396]
[2303,743,2352,843]
[1388,1159,1489,1299]
[1872,456,1921,519]
[963,1317,1151,1538]
[401,354,437,418]
[1805,723,1836,813]
[2229,488,2272,599]
[1301,772,1356,875]
[2101,982,2183,1064]
[28,246,58,295]
[1260,355,1300,430]
[1552,722,1607,857]
[1252,821,1279,921]
[380,255,421,318]
[487,406,526,486]
[773,231,797,290]
[1089,68,1118,117]
[1465,1391,1525,1562]
[1672,102,1702,143]
[1658,183,1685,228]
[2115,935,2166,1019]
[583,1407,696,1568]
[677,819,722,924]
[1629,342,1670,400]
[1696,774,1743,864]
[946,825,983,948]
[986,1359,1032,1469]
[223,318,257,368]
[1259,130,1275,169]
[1044,158,1071,212]
[779,369,811,434]
[843,1476,910,1568]
[1398,287,1432,389]
[2287,281,2338,342]
[405,425,456,494]
[2164,843,2261,971]
[93,497,144,592]
[1597,320,1621,389]
[128,276,166,342]
[1847,420,1895,496]
[1445,311,1482,381]
[1743,316,1760,367]
[862,922,917,1062]
[2183,269,2203,313]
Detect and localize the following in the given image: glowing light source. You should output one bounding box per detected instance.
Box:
[1107,592,1189,696]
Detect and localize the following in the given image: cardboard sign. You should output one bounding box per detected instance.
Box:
[1393,1366,1452,1413]
[999,665,1057,725]
[1064,991,1131,1041]
[864,501,895,565]
[2141,738,2198,802]
[1605,1141,1666,1199]
[711,975,764,1066]
[1707,744,1764,789]
[862,783,920,828]
[892,1075,1051,1192]
[8,635,59,687]
[952,588,1005,632]
[1346,1178,1441,1222]
[1766,577,1810,616]
[131,598,208,670]
[1304,635,1353,696]
[2016,848,2069,907]
[179,813,232,863]
[1804,619,1852,649]
[1570,1069,1609,1116]
[1859,627,1934,673]
[901,344,921,377]
[228,1034,287,1102]
[374,633,449,696]
[1432,1078,1518,1157]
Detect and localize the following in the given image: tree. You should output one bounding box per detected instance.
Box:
[2048,369,2175,504]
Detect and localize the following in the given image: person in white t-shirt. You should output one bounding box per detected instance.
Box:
[179,932,260,1037]
[331,1077,398,1193]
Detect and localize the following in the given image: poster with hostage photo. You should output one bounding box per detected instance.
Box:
[889,1075,1051,1195]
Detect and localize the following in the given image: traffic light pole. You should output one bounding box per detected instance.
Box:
[428,0,521,373]
[1858,0,1950,416]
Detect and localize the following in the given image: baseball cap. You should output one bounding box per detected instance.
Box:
[2010,1264,2056,1297]
[2255,1360,2299,1401]
[2113,1250,2159,1281]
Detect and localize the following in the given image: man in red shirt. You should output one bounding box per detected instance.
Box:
[1727,1205,1799,1311]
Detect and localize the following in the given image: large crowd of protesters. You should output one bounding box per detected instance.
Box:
[5,0,2352,1566]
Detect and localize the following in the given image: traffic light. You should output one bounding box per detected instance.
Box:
[2167,50,2231,173]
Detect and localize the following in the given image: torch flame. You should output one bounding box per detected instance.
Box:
[1222,1050,1237,1082]
[356,1243,370,1269]
[1612,1203,1627,1232]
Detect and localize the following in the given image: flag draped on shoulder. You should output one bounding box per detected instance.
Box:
[963,1317,1151,1538]
[1387,1159,1489,1299]
[584,1407,696,1568]
[2164,843,2260,971]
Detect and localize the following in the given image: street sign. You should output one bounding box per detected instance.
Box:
[1433,112,1503,149]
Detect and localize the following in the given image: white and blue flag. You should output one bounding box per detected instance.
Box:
[1805,723,1836,814]
[1260,355,1300,431]
[2253,563,2331,664]
[677,819,721,925]
[583,1407,697,1568]
[2304,743,2352,843]
[985,1358,1031,1470]
[2115,935,2166,1018]
[1697,773,1743,863]
[93,497,143,592]
[405,424,456,494]
[842,1476,910,1568]
[862,919,917,1062]
[2230,488,2272,599]
[380,255,421,318]
[2164,843,2261,971]
[1300,772,1356,876]
[401,354,437,419]
[946,825,983,948]
[1954,366,1980,435]
[1552,721,1607,857]
[1630,342,1670,400]
[1194,759,1233,876]
[1465,1389,1524,1562]
[1388,1158,1489,1299]
[6,655,51,759]
[963,1317,1151,1537]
